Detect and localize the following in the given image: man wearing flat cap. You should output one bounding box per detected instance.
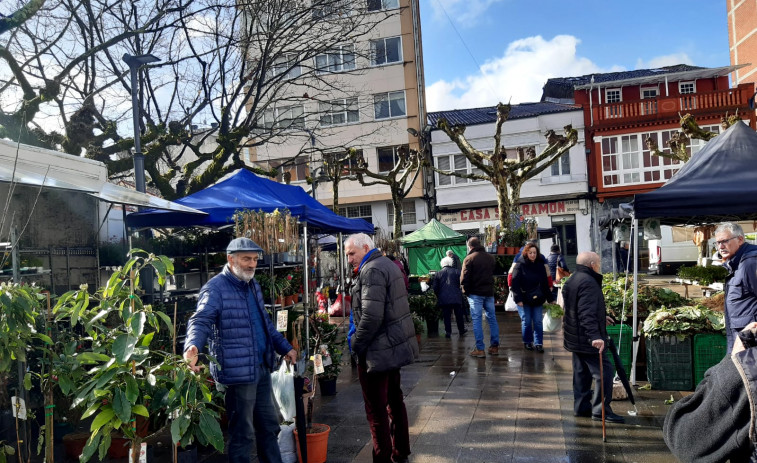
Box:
[184,237,297,463]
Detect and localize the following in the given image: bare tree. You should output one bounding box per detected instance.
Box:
[645,112,743,162]
[0,0,391,199]
[347,146,424,241]
[435,102,578,231]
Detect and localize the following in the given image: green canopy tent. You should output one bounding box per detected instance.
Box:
[400,219,467,275]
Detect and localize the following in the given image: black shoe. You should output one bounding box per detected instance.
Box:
[445,333,451,339]
[524,343,534,351]
[392,457,409,463]
[574,410,592,418]
[592,412,625,423]
[459,329,467,337]
[535,345,544,353]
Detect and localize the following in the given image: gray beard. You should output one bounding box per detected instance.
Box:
[230,264,255,282]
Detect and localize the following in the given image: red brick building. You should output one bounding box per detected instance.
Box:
[728,0,757,86]
[542,64,755,203]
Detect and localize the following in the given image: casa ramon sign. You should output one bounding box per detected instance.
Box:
[438,200,580,226]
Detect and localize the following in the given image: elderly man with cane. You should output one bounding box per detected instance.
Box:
[561,251,625,424]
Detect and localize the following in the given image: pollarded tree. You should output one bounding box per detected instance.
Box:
[645,112,743,162]
[0,0,391,199]
[348,146,424,241]
[435,102,578,232]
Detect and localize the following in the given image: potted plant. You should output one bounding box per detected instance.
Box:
[411,313,424,348]
[308,313,344,396]
[52,250,225,463]
[409,291,440,337]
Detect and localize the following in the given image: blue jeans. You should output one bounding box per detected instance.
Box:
[517,304,544,346]
[467,295,499,351]
[225,369,283,463]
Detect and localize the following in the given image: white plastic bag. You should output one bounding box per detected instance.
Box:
[505,292,518,312]
[278,423,297,463]
[271,361,296,422]
[543,310,562,333]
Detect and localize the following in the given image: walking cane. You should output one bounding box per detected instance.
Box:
[599,348,606,442]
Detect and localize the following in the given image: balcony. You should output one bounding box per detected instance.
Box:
[588,84,755,128]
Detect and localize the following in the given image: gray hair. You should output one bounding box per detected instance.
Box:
[715,222,744,238]
[446,250,454,257]
[440,256,454,267]
[345,233,375,249]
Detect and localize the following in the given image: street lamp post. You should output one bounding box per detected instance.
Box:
[122,53,160,193]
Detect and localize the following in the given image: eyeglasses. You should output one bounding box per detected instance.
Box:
[716,236,739,247]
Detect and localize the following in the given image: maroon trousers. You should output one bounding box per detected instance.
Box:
[357,361,411,463]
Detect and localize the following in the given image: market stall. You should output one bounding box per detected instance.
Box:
[399,219,467,275]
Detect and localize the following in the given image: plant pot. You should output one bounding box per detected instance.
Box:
[286,294,296,306]
[416,334,422,349]
[497,246,505,255]
[426,318,439,337]
[108,435,130,459]
[318,377,337,396]
[177,445,198,463]
[62,432,89,458]
[54,422,74,443]
[293,423,331,463]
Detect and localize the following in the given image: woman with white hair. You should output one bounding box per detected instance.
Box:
[432,255,467,338]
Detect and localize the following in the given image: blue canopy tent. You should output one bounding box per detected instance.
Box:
[125,169,372,234]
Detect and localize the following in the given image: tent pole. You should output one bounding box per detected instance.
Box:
[631,217,639,385]
[338,233,346,333]
[303,224,310,363]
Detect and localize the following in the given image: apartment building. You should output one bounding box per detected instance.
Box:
[248,0,428,239]
[728,0,757,86]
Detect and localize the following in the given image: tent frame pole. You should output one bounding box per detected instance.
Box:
[631,217,639,385]
[303,224,310,363]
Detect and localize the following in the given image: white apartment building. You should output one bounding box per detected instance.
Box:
[428,102,591,267]
[249,0,428,238]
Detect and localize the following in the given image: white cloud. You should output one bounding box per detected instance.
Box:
[426,35,624,112]
[635,53,693,70]
[428,0,506,28]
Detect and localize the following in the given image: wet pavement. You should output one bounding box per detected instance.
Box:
[310,310,682,463]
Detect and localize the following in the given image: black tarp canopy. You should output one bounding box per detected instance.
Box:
[634,122,757,225]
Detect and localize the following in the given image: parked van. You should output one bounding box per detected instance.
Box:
[648,226,699,275]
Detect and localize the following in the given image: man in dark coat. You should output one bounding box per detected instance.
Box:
[561,251,624,423]
[345,233,418,463]
[184,237,298,463]
[461,237,499,358]
[664,322,757,462]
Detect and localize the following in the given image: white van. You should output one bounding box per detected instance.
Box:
[648,225,699,275]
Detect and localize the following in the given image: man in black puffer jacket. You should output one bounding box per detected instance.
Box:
[561,251,624,424]
[346,233,418,463]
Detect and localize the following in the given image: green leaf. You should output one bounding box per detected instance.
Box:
[151,259,167,286]
[23,372,31,390]
[98,432,111,462]
[199,410,225,451]
[130,312,146,337]
[158,255,174,275]
[58,374,74,395]
[132,404,149,417]
[91,408,115,433]
[140,331,155,347]
[80,432,102,463]
[113,334,138,364]
[113,387,131,423]
[81,401,101,420]
[77,352,112,363]
[170,413,190,444]
[122,375,138,405]
[35,333,53,345]
[155,311,174,336]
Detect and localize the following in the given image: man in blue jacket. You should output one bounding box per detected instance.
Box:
[716,222,757,353]
[184,237,297,463]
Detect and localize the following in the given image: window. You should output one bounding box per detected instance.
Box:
[640,87,658,115]
[435,154,485,185]
[374,91,406,119]
[271,54,300,80]
[641,87,658,99]
[367,0,399,11]
[313,0,352,19]
[338,204,373,224]
[679,81,697,110]
[387,201,417,226]
[272,159,309,183]
[319,98,359,126]
[604,88,622,118]
[377,145,408,172]
[325,149,362,176]
[261,105,305,130]
[370,37,402,65]
[550,151,571,176]
[315,45,355,73]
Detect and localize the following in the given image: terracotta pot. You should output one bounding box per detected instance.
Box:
[108,435,130,459]
[497,246,505,255]
[286,295,296,306]
[62,432,89,458]
[293,423,331,463]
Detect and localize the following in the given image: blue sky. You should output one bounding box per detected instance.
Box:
[419,0,730,112]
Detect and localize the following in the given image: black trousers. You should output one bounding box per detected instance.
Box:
[571,350,615,416]
[439,303,465,336]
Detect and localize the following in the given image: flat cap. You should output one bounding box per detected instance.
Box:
[226,237,264,254]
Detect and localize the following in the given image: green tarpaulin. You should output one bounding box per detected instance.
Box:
[400,219,467,275]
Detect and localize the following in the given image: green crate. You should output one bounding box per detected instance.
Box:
[693,333,727,386]
[606,324,632,375]
[646,335,693,391]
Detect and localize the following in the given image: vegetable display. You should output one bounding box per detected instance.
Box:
[642,305,725,340]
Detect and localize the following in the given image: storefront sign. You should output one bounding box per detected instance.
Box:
[438,200,580,225]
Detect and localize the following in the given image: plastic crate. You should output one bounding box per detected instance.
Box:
[606,324,632,375]
[646,335,693,391]
[693,333,727,385]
